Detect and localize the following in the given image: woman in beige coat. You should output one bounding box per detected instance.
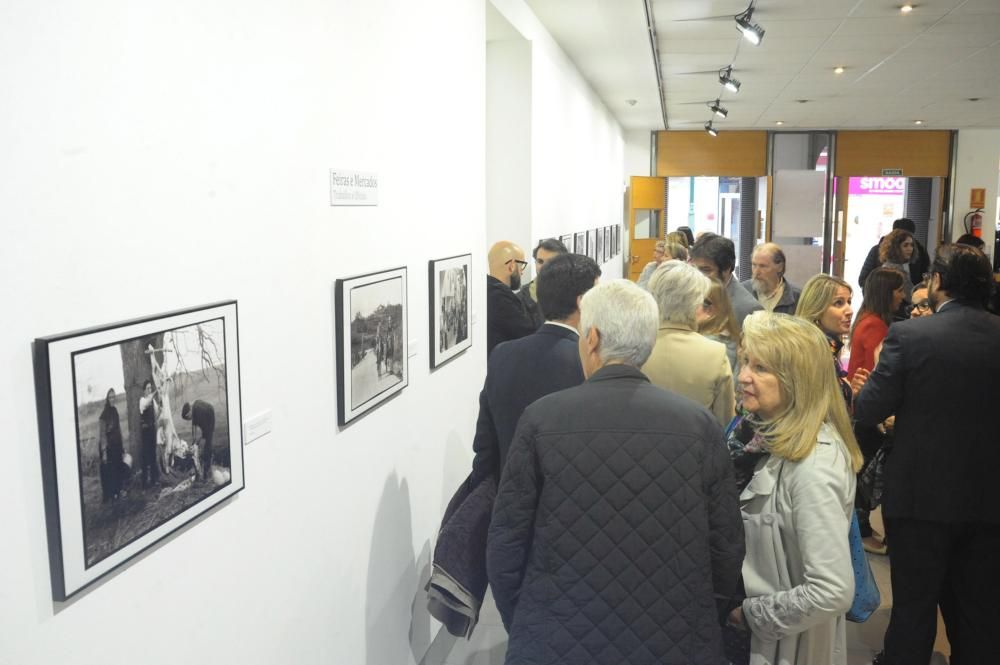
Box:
[728,312,864,665]
[641,260,735,427]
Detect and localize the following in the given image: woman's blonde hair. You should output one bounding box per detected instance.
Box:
[698,277,740,340]
[663,241,689,262]
[741,313,863,471]
[666,230,689,248]
[794,274,852,329]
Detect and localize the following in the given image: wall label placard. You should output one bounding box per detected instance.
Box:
[330,169,379,206]
[970,188,986,209]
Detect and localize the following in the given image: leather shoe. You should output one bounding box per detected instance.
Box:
[863,536,888,555]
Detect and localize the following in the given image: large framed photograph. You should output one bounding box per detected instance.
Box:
[33,301,244,601]
[335,266,408,426]
[574,231,586,255]
[429,254,471,369]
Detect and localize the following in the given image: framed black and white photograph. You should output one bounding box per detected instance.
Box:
[614,224,620,255]
[429,254,471,369]
[335,266,408,426]
[33,301,244,601]
[595,227,604,264]
[574,231,586,255]
[560,233,573,249]
[587,229,597,261]
[604,226,612,261]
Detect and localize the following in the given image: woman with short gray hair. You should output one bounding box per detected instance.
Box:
[642,261,736,426]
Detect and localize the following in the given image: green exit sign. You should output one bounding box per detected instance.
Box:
[881,168,904,176]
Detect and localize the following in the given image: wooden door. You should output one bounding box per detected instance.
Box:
[627,176,665,282]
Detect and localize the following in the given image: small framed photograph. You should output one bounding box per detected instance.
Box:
[33,301,244,601]
[559,234,573,249]
[596,228,605,263]
[429,254,472,369]
[587,229,597,261]
[335,266,408,426]
[604,226,612,261]
[574,232,586,255]
[614,224,620,255]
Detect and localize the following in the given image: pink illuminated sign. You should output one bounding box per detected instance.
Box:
[849,177,906,196]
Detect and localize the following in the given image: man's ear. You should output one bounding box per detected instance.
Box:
[586,326,600,355]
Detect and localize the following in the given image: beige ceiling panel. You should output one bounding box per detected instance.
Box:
[837,16,940,35]
[952,0,1000,14]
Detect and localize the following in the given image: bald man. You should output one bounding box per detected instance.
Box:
[740,242,801,315]
[487,240,535,355]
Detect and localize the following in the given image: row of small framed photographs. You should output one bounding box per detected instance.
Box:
[559,225,621,265]
[31,253,473,600]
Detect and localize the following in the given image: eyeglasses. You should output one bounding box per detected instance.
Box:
[913,301,931,312]
[506,259,528,271]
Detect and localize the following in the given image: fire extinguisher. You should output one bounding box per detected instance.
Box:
[964,208,984,238]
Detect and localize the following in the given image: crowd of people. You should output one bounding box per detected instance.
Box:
[436,227,1000,665]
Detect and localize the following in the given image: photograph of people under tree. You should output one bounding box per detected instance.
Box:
[72,319,232,568]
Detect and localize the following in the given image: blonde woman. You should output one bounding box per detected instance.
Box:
[795,274,857,406]
[637,241,687,289]
[697,277,740,375]
[728,312,864,665]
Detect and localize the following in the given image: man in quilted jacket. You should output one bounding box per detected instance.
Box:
[487,279,744,665]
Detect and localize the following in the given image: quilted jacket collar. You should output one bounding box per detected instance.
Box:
[586,363,649,384]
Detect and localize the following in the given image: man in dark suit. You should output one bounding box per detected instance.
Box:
[688,233,762,327]
[517,237,569,329]
[486,240,536,356]
[470,252,601,486]
[855,244,1000,665]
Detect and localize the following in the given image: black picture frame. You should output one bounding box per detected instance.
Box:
[335,266,408,426]
[33,301,245,601]
[559,233,573,249]
[428,254,472,369]
[587,229,597,261]
[596,227,605,264]
[574,232,586,255]
[604,226,612,261]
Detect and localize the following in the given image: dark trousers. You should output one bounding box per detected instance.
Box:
[882,517,1000,665]
[141,427,159,487]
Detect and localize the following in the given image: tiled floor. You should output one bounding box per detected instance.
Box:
[443,509,951,665]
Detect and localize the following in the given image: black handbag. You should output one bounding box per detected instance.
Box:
[858,438,892,511]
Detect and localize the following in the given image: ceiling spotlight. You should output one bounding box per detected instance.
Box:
[705,121,719,137]
[735,4,765,45]
[914,120,923,125]
[709,99,729,118]
[719,66,741,93]
[775,120,784,126]
[901,4,914,13]
[834,66,845,74]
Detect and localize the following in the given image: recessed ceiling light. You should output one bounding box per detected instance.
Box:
[796,99,811,104]
[968,97,981,102]
[834,66,845,74]
[914,120,923,125]
[901,4,914,13]
[775,120,784,126]
[625,99,638,107]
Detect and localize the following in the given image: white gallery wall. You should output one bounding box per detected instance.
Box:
[952,129,1000,257]
[0,1,486,664]
[488,0,626,283]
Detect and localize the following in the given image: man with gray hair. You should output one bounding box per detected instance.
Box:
[487,280,743,665]
[741,242,802,314]
[642,261,735,426]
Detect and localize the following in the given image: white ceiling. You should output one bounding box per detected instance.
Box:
[524,0,1000,131]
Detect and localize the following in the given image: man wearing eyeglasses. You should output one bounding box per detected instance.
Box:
[486,240,535,355]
